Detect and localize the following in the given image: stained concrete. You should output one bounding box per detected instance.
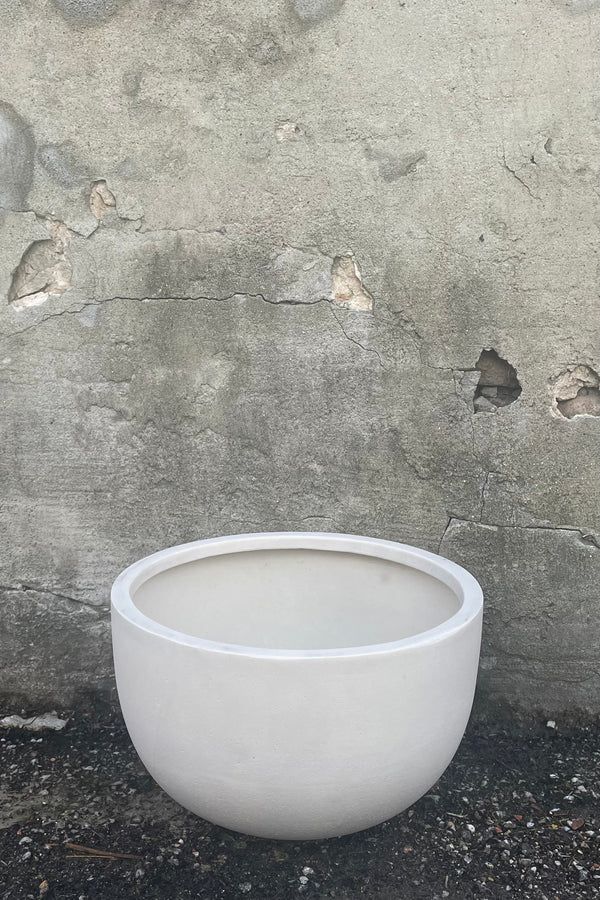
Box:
[0,0,599,714]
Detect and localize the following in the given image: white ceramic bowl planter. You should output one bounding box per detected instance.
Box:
[111,533,483,840]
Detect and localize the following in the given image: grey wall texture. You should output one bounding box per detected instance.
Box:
[0,0,599,715]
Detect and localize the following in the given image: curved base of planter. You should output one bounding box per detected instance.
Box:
[111,533,483,840]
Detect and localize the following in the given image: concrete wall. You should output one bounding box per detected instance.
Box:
[1,0,599,714]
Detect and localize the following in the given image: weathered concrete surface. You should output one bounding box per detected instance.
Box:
[440,522,600,712]
[0,0,599,713]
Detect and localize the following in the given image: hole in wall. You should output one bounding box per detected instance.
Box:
[552,365,600,418]
[473,349,522,413]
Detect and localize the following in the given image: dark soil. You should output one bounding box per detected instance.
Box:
[1,713,599,899]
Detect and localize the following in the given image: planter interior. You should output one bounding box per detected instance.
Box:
[132,548,462,650]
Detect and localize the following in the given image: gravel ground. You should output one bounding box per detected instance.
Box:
[0,712,599,899]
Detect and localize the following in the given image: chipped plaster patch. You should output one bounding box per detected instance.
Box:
[275,121,302,143]
[331,255,373,311]
[8,218,72,309]
[552,365,600,419]
[90,180,117,220]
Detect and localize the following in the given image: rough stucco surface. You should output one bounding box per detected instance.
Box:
[0,0,599,713]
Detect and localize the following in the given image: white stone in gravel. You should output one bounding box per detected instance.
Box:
[0,712,68,731]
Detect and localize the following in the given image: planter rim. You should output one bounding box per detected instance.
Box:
[111,531,483,659]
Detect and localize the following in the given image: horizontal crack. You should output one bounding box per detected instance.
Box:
[439,518,600,549]
[0,582,106,611]
[2,293,336,339]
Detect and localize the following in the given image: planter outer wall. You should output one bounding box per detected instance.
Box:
[111,534,483,840]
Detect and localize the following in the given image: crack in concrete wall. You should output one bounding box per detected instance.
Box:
[439,517,600,551]
[0,583,106,612]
